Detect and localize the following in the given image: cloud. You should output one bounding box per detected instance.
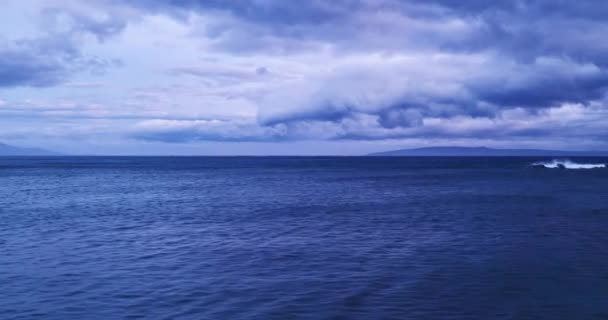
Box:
[126,102,608,147]
[0,3,125,88]
[255,53,608,129]
[167,65,273,87]
[0,38,72,87]
[4,0,608,153]
[0,38,120,87]
[130,119,288,142]
[119,0,608,115]
[39,5,128,42]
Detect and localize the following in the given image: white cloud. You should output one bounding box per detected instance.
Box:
[2,0,608,154]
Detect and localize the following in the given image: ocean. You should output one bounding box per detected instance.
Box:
[1,157,607,319]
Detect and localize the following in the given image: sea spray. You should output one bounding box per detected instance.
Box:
[532,159,606,169]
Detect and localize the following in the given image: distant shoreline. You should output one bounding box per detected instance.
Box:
[368,146,608,157]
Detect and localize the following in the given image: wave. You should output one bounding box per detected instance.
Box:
[532,159,606,169]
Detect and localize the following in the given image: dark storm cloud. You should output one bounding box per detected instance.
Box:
[468,58,608,109]
[473,71,608,109]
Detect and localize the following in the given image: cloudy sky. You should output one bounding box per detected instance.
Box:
[2,0,608,155]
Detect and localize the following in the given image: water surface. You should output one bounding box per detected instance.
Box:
[1,157,607,319]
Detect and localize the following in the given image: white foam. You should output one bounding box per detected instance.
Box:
[532,159,606,169]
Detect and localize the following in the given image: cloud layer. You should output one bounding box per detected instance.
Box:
[1,0,608,154]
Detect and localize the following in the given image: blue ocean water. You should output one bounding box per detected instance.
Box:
[1,156,608,320]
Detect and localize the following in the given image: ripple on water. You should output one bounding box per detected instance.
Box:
[1,157,608,319]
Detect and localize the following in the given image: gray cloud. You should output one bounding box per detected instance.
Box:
[5,0,608,150]
[127,102,608,147]
[0,39,121,87]
[0,44,70,87]
[0,5,125,88]
[130,119,289,142]
[120,1,608,121]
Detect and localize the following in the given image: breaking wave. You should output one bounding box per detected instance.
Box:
[532,159,606,169]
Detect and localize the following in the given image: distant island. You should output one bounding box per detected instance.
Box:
[368,146,608,157]
[0,142,59,156]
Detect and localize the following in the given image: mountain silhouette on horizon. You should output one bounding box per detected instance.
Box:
[368,146,608,157]
[0,142,59,156]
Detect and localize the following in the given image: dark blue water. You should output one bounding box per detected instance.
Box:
[1,157,608,320]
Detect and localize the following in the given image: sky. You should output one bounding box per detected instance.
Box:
[1,0,608,155]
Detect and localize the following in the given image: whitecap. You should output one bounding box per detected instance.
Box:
[532,159,606,169]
